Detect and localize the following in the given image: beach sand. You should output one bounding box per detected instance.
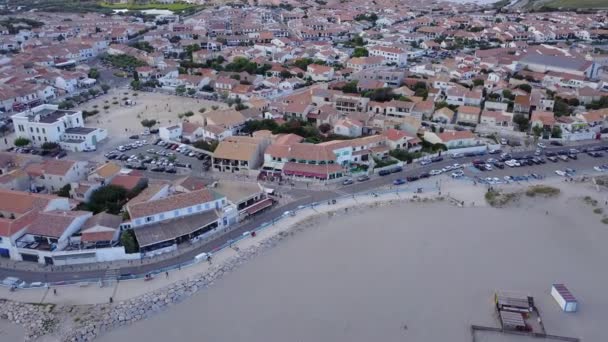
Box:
[97,184,608,342]
[0,320,25,341]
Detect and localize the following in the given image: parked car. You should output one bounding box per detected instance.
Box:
[129,135,139,140]
[55,151,67,159]
[451,170,464,178]
[550,140,563,146]
[390,166,403,173]
[342,179,354,185]
[547,156,558,162]
[378,170,391,176]
[406,175,419,182]
[429,169,442,176]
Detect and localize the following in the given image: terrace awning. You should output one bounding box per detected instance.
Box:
[245,198,274,215]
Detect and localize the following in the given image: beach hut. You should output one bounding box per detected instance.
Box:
[551,284,578,312]
[495,291,534,313]
[499,310,527,331]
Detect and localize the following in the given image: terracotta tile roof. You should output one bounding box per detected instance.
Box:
[110,174,144,191]
[25,159,77,177]
[92,162,122,179]
[127,188,220,220]
[437,130,476,142]
[26,210,90,238]
[175,176,206,192]
[213,137,260,162]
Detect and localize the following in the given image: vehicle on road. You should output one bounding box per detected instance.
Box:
[537,142,546,148]
[393,178,406,185]
[378,170,391,176]
[555,170,566,177]
[550,140,564,146]
[558,155,569,162]
[342,179,354,185]
[356,175,370,182]
[429,169,442,176]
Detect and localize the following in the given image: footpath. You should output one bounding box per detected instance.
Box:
[0,179,486,306]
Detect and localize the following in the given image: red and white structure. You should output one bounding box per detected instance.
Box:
[551,284,578,312]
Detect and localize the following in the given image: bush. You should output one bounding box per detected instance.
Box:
[56,184,71,198]
[141,119,157,128]
[525,185,560,198]
[14,137,30,147]
[41,142,60,150]
[120,230,139,254]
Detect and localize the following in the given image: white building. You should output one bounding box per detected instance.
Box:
[11,104,107,151]
[368,45,408,67]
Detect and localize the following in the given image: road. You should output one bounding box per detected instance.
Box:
[2,141,608,283]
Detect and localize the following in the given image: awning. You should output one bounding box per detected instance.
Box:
[245,198,274,215]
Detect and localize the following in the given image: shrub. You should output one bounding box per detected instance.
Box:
[14,137,30,147]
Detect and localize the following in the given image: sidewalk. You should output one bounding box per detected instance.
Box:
[0,181,486,306]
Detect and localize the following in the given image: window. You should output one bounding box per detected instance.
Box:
[188,207,193,213]
[146,216,154,222]
[159,213,164,220]
[174,210,179,217]
[42,128,45,133]
[196,205,202,211]
[135,219,141,225]
[30,127,33,132]
[57,127,60,132]
[205,203,210,209]
[36,127,39,133]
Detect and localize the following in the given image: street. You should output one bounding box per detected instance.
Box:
[2,141,608,283]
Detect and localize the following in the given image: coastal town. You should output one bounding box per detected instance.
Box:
[0,0,607,341]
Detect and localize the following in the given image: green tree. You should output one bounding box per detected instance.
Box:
[532,125,543,139]
[187,88,196,96]
[120,230,139,254]
[341,80,358,94]
[88,68,100,79]
[516,84,532,93]
[352,47,369,57]
[502,89,514,100]
[553,99,570,116]
[56,184,71,198]
[512,114,529,132]
[14,137,30,147]
[87,185,128,214]
[472,79,484,87]
[551,126,562,139]
[140,119,157,128]
[101,84,110,93]
[175,85,186,95]
[318,123,331,133]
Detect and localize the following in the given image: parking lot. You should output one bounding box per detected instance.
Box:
[104,137,212,175]
[412,145,608,186]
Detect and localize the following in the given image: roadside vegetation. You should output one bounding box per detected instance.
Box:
[525,185,560,198]
[485,189,520,208]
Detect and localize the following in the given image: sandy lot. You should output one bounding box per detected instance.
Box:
[76,89,226,138]
[98,181,608,342]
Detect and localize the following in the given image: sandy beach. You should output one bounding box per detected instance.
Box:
[97,181,608,342]
[0,320,25,341]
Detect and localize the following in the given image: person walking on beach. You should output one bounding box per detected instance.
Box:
[53,288,57,295]
[165,271,169,278]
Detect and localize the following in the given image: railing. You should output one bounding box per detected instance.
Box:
[1,185,436,289]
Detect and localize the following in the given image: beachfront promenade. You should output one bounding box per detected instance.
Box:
[0,180,487,306]
[0,140,604,286]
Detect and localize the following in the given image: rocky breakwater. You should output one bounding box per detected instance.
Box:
[0,299,57,341]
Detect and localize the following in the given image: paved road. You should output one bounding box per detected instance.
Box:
[2,141,608,283]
